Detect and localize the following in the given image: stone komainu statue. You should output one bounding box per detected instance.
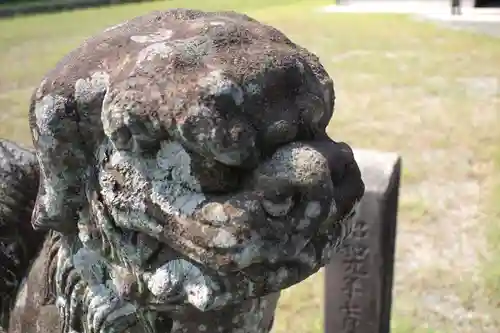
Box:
[0,8,365,333]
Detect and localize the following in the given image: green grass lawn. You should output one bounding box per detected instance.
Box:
[1,1,500,332]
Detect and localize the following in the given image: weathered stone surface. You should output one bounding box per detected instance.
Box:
[324,149,401,333]
[5,9,364,333]
[0,140,45,330]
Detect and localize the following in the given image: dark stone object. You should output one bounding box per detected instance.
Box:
[324,149,401,333]
[0,140,45,330]
[0,9,365,333]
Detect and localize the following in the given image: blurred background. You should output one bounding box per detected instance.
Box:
[0,0,499,332]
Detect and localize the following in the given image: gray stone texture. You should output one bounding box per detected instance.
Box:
[0,140,44,330]
[2,9,365,333]
[325,149,401,333]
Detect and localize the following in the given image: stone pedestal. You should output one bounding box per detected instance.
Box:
[324,149,402,333]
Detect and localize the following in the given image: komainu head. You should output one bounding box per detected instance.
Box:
[28,8,364,332]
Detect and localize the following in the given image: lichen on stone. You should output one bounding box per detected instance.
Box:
[4,8,365,333]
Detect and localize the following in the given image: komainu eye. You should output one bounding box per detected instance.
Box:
[262,195,294,217]
[112,126,133,151]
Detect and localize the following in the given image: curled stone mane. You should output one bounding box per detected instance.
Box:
[6,7,365,333]
[41,231,161,333]
[40,231,61,305]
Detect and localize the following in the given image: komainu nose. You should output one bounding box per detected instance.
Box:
[305,139,365,220]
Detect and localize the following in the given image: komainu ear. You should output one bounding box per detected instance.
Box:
[29,92,89,234]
